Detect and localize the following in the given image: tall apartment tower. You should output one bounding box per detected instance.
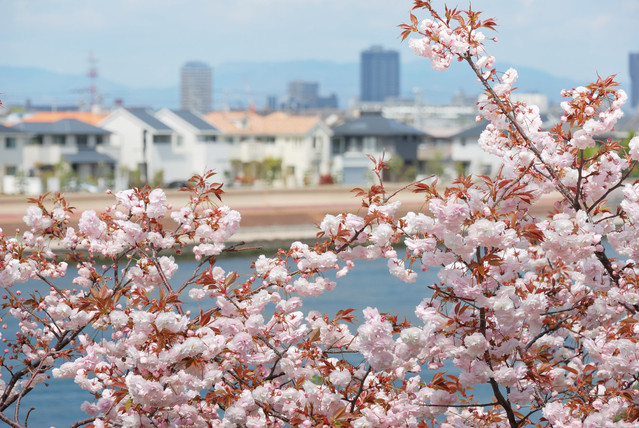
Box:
[180,61,212,113]
[287,80,319,109]
[360,46,400,102]
[630,53,639,109]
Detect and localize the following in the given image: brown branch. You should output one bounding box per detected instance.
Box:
[586,159,637,214]
[70,417,98,428]
[523,317,566,353]
[463,54,576,208]
[575,150,585,208]
[0,411,23,428]
[479,308,519,428]
[349,366,372,414]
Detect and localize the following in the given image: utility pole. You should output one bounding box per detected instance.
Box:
[141,129,148,185]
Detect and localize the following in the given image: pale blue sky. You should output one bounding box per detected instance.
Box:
[2,0,637,87]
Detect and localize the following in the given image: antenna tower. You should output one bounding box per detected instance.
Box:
[87,52,99,110]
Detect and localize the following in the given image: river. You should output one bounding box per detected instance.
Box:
[9,255,440,427]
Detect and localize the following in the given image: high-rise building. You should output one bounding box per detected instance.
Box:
[360,46,400,102]
[630,53,639,109]
[287,80,319,109]
[285,80,339,110]
[180,61,212,113]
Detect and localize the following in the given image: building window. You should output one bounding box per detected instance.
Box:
[197,135,217,142]
[30,135,43,145]
[5,165,17,175]
[363,137,377,152]
[332,138,345,155]
[53,135,66,145]
[76,135,88,148]
[345,137,363,153]
[153,135,171,143]
[96,135,104,145]
[5,137,16,149]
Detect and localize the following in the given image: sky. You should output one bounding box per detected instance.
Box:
[2,0,638,89]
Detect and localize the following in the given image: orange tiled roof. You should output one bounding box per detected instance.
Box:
[205,111,320,135]
[22,111,108,126]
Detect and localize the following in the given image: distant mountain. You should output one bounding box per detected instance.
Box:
[403,61,583,104]
[0,65,177,109]
[217,60,584,107]
[0,60,590,111]
[215,60,358,109]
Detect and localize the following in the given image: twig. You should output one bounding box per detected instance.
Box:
[349,366,372,413]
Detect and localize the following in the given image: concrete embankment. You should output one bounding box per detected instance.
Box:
[0,184,559,248]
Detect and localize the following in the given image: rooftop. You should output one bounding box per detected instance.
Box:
[62,150,116,164]
[0,124,21,133]
[126,108,173,131]
[331,111,426,137]
[12,119,110,135]
[205,111,321,135]
[170,110,218,131]
[22,111,108,126]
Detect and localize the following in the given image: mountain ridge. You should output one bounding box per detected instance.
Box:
[0,60,610,111]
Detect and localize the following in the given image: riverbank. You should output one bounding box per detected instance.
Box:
[0,184,559,247]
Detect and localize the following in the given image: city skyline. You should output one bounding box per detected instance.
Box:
[2,0,638,91]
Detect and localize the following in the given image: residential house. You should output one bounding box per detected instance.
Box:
[205,111,332,187]
[448,123,501,177]
[154,109,231,182]
[100,108,188,186]
[415,129,457,181]
[447,113,561,178]
[330,110,426,184]
[0,124,30,194]
[8,119,115,193]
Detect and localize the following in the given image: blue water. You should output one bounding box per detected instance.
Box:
[8,256,440,427]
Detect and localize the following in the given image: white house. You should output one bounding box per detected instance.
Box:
[155,109,232,182]
[448,123,502,177]
[6,119,116,193]
[100,108,189,186]
[205,111,332,187]
[448,112,561,178]
[0,124,31,194]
